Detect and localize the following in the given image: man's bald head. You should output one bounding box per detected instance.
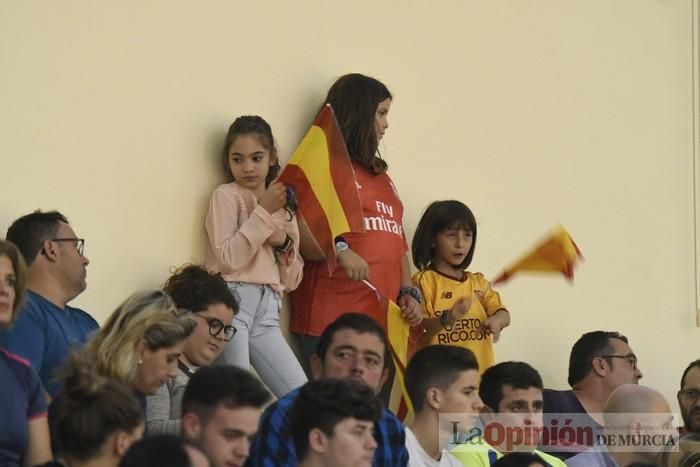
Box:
[602,385,676,462]
[605,384,669,417]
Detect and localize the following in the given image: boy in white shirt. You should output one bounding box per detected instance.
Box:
[405,345,484,466]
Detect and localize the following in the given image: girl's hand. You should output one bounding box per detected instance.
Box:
[267,229,287,247]
[258,182,287,213]
[484,309,510,343]
[337,248,369,281]
[450,297,472,321]
[398,294,423,326]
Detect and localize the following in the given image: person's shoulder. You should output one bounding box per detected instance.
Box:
[450,438,499,466]
[0,348,41,389]
[533,449,568,467]
[414,269,440,286]
[543,388,579,414]
[279,387,300,405]
[264,388,300,416]
[65,304,98,327]
[211,182,245,199]
[544,388,575,402]
[0,347,32,369]
[379,407,405,431]
[19,290,50,314]
[5,291,48,329]
[441,450,467,467]
[466,271,491,286]
[564,447,600,467]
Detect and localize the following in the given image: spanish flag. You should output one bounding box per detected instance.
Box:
[385,295,419,423]
[278,105,364,272]
[493,225,583,285]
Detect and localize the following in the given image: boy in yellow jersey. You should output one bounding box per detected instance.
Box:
[451,362,566,467]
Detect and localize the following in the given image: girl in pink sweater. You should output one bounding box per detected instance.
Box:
[204,116,307,396]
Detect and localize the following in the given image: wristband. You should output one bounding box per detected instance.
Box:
[440,310,453,328]
[274,234,293,254]
[335,236,349,256]
[397,286,423,304]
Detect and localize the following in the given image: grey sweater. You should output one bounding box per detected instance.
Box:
[146,366,192,435]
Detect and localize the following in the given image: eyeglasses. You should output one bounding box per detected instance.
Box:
[195,315,236,341]
[679,388,700,403]
[51,238,85,256]
[600,354,638,370]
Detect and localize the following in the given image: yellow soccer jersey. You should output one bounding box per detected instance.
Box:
[413,269,506,372]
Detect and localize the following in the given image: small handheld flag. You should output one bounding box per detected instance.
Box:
[364,280,417,423]
[493,225,583,285]
[278,105,364,273]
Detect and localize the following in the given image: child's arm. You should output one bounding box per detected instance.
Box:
[276,214,304,291]
[296,217,324,260]
[205,187,278,271]
[398,255,423,325]
[296,218,371,283]
[478,274,510,343]
[418,297,472,343]
[484,309,510,343]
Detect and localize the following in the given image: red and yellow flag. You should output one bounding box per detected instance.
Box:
[385,294,420,423]
[278,105,364,272]
[493,225,583,285]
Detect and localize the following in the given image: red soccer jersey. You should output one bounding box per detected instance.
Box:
[290,164,407,335]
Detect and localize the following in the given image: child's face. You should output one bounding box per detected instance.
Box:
[438,369,483,430]
[227,134,276,192]
[374,98,391,141]
[318,418,377,467]
[434,227,473,269]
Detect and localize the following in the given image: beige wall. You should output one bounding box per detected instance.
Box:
[1,1,697,405]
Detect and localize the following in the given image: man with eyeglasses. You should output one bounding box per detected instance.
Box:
[541,331,643,460]
[246,312,409,467]
[678,359,700,437]
[0,210,97,396]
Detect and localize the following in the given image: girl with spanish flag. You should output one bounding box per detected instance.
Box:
[204,116,307,397]
[291,73,424,367]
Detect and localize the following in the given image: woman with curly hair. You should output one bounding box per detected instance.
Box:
[146,265,238,434]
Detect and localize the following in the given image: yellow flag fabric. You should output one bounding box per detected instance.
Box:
[493,225,583,285]
[386,297,415,423]
[287,125,352,237]
[278,105,364,273]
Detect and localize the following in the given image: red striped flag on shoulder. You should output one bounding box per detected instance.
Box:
[278,104,364,272]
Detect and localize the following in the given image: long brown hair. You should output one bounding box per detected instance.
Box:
[324,73,392,174]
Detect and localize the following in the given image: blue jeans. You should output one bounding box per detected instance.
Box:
[220,282,307,397]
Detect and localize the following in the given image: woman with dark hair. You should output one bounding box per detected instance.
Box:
[291,73,424,365]
[147,264,238,434]
[0,239,52,466]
